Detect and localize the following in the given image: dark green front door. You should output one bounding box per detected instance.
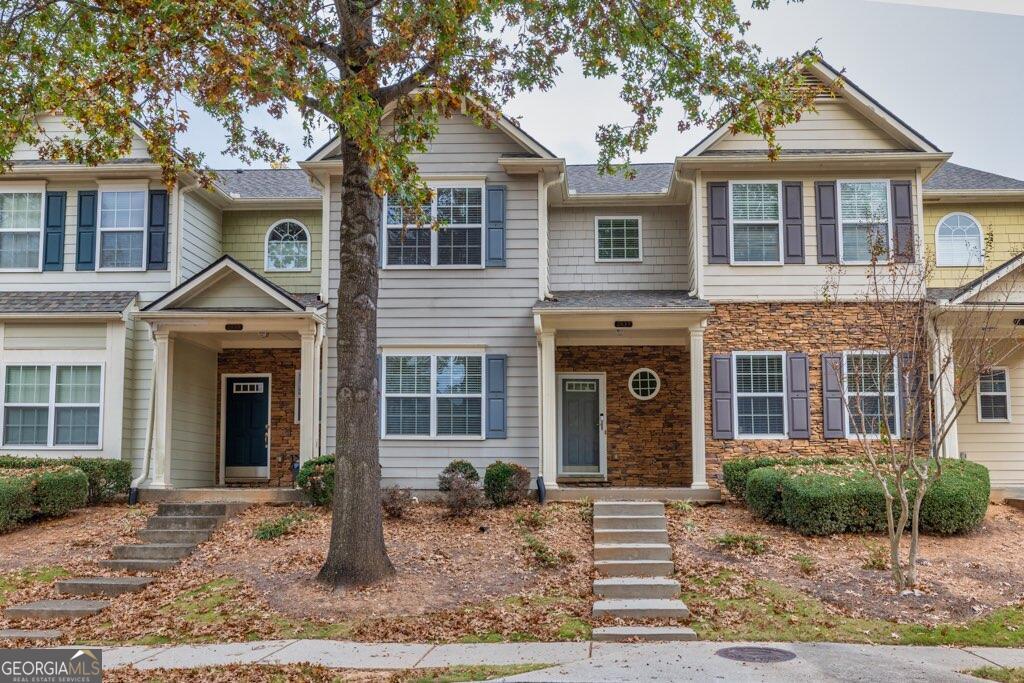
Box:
[225,377,269,477]
[561,377,601,474]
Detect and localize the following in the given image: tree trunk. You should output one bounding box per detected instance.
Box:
[317,133,395,587]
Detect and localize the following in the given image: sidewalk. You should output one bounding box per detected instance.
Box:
[98,639,1024,680]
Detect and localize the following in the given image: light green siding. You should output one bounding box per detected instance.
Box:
[221,210,322,293]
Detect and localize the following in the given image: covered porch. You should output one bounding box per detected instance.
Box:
[533,291,715,499]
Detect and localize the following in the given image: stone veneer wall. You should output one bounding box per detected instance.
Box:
[216,348,301,487]
[556,346,692,487]
[702,301,923,489]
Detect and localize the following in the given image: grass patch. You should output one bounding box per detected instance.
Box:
[556,616,591,640]
[457,631,540,643]
[402,664,550,682]
[968,667,1024,682]
[520,532,574,568]
[253,511,311,541]
[669,500,694,514]
[0,566,69,606]
[684,571,1024,647]
[861,541,889,570]
[792,554,817,576]
[714,532,767,555]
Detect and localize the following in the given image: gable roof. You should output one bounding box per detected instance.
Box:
[565,163,674,196]
[684,56,942,157]
[933,252,1024,305]
[214,169,320,199]
[143,256,323,313]
[924,162,1024,192]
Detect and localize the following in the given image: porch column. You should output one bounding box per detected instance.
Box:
[934,323,960,459]
[299,329,318,465]
[539,331,559,489]
[149,330,174,489]
[689,323,709,489]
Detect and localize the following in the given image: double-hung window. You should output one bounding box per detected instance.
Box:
[2,364,103,448]
[733,352,787,437]
[729,182,782,264]
[978,368,1010,422]
[838,181,891,263]
[98,187,147,270]
[384,185,484,267]
[382,352,484,438]
[844,351,899,438]
[0,187,44,271]
[595,217,642,261]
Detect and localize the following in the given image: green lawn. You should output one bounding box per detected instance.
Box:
[0,566,68,606]
[967,667,1024,683]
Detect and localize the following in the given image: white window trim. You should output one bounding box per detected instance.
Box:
[935,211,985,268]
[265,219,312,273]
[727,180,784,266]
[294,368,301,425]
[380,350,486,440]
[383,181,486,270]
[732,350,788,439]
[837,179,893,266]
[594,215,643,263]
[627,367,660,400]
[0,182,46,273]
[96,183,149,273]
[842,350,900,439]
[977,367,1011,423]
[0,362,105,450]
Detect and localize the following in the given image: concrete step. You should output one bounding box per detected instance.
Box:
[593,529,668,544]
[593,515,667,531]
[111,543,196,560]
[592,598,690,619]
[147,515,221,530]
[137,528,213,544]
[592,626,698,642]
[594,559,674,577]
[594,543,672,562]
[156,502,229,517]
[594,501,665,517]
[0,629,63,641]
[593,577,680,600]
[56,576,153,597]
[99,558,179,572]
[4,599,109,621]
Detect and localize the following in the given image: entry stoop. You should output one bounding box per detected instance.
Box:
[590,500,695,642]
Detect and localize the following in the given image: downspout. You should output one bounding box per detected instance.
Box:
[129,326,158,504]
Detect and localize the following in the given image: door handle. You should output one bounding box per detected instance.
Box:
[600,413,606,432]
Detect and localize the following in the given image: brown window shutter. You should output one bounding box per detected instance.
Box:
[891,180,914,263]
[782,182,804,264]
[815,181,839,264]
[707,182,729,264]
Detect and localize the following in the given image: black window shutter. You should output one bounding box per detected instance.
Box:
[75,190,97,271]
[891,180,914,263]
[147,189,168,270]
[707,182,729,264]
[485,185,506,267]
[786,353,811,439]
[782,182,805,264]
[815,181,839,264]
[485,354,508,439]
[711,354,734,439]
[43,191,66,271]
[821,353,845,439]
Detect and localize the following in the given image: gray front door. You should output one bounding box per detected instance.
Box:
[561,377,601,473]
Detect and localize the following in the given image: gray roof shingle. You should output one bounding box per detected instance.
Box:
[566,163,674,196]
[534,290,710,311]
[214,169,320,199]
[925,163,1024,192]
[0,291,137,314]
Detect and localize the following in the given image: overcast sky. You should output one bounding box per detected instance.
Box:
[180,0,1024,180]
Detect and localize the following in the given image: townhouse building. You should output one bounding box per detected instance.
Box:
[2,59,1023,499]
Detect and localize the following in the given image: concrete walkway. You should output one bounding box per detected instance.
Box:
[97,639,1024,680]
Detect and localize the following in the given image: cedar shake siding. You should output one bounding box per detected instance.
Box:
[557,346,692,487]
[221,209,322,293]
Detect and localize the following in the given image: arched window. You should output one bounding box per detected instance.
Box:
[935,213,983,267]
[265,220,311,271]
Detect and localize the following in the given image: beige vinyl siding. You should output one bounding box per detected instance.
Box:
[705,101,904,153]
[180,273,289,309]
[180,192,223,280]
[702,171,921,301]
[325,113,541,489]
[2,322,107,350]
[548,205,688,290]
[958,345,1024,488]
[12,115,150,161]
[169,340,217,487]
[222,209,322,294]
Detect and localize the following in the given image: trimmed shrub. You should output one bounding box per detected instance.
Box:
[0,475,34,533]
[724,457,782,500]
[919,460,990,535]
[30,466,89,518]
[778,471,887,536]
[438,459,480,491]
[744,467,789,524]
[0,456,130,504]
[297,455,335,506]
[381,486,414,519]
[483,461,531,507]
[443,473,483,516]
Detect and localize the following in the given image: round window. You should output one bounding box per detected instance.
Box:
[628,368,661,401]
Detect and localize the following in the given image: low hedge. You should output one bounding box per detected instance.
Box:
[740,459,989,536]
[723,455,849,501]
[297,454,335,506]
[0,456,130,504]
[0,466,89,533]
[0,475,34,533]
